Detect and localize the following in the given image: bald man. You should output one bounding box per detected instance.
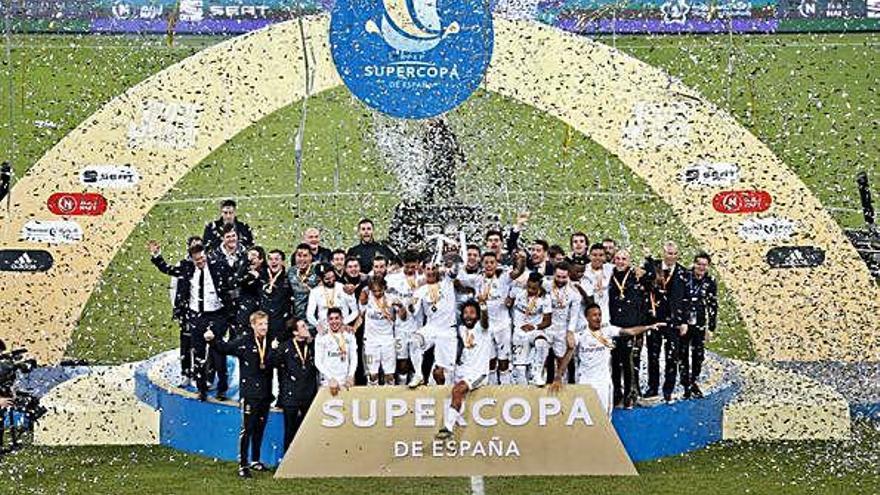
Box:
[303,227,332,264]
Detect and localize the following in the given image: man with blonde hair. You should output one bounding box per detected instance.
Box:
[205,310,273,478]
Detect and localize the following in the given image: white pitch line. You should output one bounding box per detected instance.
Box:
[11,40,879,51]
[155,190,655,205]
[470,475,486,495]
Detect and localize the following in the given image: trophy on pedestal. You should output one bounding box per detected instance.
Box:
[374,116,496,256]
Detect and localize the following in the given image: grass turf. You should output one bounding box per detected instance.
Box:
[1,420,878,494]
[0,32,877,365]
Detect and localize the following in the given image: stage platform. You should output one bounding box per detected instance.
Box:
[27,348,856,467]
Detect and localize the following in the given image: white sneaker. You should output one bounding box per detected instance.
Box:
[407,374,424,389]
[178,376,190,388]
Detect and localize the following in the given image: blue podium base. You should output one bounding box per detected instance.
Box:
[134,350,740,466]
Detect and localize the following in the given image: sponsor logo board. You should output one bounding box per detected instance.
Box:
[713,190,772,214]
[678,161,741,187]
[79,165,141,188]
[738,217,797,242]
[47,192,108,216]
[766,245,826,269]
[20,220,84,244]
[0,250,54,272]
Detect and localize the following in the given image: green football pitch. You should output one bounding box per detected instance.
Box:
[0,31,878,493]
[3,32,877,365]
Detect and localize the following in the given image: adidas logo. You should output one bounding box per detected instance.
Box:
[10,252,38,271]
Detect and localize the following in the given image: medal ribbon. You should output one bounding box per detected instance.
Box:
[266,268,282,294]
[612,269,631,299]
[255,336,267,367]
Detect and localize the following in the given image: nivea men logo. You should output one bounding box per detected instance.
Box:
[766,246,826,269]
[79,165,141,188]
[738,217,797,242]
[20,220,84,244]
[0,250,54,272]
[678,162,740,187]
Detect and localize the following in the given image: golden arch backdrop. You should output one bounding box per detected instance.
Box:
[0,16,877,364]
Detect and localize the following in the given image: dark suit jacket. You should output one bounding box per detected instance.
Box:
[202,218,254,251]
[151,254,233,312]
[270,339,318,408]
[643,259,690,326]
[212,335,273,401]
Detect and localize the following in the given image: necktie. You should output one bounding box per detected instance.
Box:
[198,267,205,313]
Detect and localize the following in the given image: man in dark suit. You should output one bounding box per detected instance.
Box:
[347,218,396,274]
[260,249,295,344]
[271,319,318,452]
[155,235,203,387]
[202,199,254,251]
[211,224,249,338]
[643,241,691,403]
[205,311,274,479]
[149,240,231,401]
[681,253,718,399]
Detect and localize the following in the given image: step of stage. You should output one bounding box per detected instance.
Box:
[34,364,160,446]
[722,361,850,441]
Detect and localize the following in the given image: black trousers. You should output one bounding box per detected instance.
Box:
[661,325,682,396]
[610,335,634,403]
[680,324,706,389]
[239,398,271,467]
[646,328,663,394]
[189,311,229,393]
[179,322,192,378]
[631,334,644,397]
[282,401,312,452]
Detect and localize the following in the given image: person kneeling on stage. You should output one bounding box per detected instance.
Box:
[315,307,358,395]
[436,299,491,440]
[271,319,318,452]
[204,310,273,478]
[555,303,660,417]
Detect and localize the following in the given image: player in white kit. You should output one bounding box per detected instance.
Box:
[456,250,526,385]
[580,243,615,324]
[358,277,406,385]
[385,250,423,384]
[556,303,659,416]
[507,272,553,386]
[542,262,582,385]
[408,262,459,387]
[314,307,359,395]
[306,264,358,329]
[436,299,491,440]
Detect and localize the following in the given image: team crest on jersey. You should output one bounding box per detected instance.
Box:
[330,0,493,119]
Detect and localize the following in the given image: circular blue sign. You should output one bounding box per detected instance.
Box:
[330,0,494,119]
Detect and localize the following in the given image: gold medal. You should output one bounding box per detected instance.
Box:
[266,268,282,295]
[294,340,308,369]
[612,269,631,302]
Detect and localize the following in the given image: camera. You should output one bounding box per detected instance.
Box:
[0,341,44,421]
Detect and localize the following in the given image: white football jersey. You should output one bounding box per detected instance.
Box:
[510,287,552,331]
[457,269,515,329]
[575,323,621,382]
[458,322,493,374]
[413,276,457,334]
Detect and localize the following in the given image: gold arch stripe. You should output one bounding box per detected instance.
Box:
[0,17,877,363]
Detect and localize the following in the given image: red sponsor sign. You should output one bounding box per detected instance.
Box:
[47,192,108,216]
[712,190,772,214]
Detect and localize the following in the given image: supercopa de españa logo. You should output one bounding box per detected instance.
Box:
[330,0,494,119]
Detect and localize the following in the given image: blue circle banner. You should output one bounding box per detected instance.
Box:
[330,0,494,119]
